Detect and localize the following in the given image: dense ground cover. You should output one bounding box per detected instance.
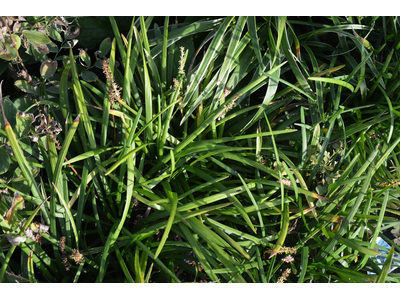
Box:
[1,16,400,283]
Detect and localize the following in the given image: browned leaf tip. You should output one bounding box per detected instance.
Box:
[73,113,80,123]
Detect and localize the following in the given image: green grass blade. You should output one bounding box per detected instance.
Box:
[114,246,134,283]
[0,245,16,282]
[212,16,247,105]
[178,223,220,282]
[269,202,290,258]
[281,25,315,100]
[95,223,118,282]
[316,135,400,262]
[360,190,389,269]
[122,18,135,106]
[377,84,394,143]
[161,17,169,87]
[247,17,264,68]
[376,246,394,283]
[205,216,251,260]
[52,114,80,190]
[307,77,354,92]
[150,18,224,49]
[185,218,246,282]
[134,26,154,145]
[255,247,267,283]
[104,143,151,176]
[154,182,178,259]
[182,17,234,108]
[52,182,79,248]
[367,48,394,98]
[69,49,96,149]
[109,16,126,64]
[73,262,85,283]
[242,60,281,132]
[27,250,36,283]
[298,246,309,283]
[62,146,117,166]
[135,240,181,283]
[238,173,265,238]
[325,230,378,257]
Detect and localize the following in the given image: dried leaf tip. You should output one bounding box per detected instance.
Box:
[74,114,81,123]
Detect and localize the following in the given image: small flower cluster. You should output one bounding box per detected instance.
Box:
[102,58,122,106]
[59,236,71,271]
[178,46,186,76]
[218,95,238,121]
[59,236,84,271]
[277,178,300,187]
[377,178,400,187]
[172,47,187,116]
[71,249,84,265]
[281,255,294,263]
[265,246,297,256]
[278,178,292,187]
[277,268,291,283]
[276,251,296,283]
[173,77,180,91]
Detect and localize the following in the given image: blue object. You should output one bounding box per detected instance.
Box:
[368,237,400,274]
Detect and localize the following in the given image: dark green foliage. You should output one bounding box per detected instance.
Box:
[1,16,400,283]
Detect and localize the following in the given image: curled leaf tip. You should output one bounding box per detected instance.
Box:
[6,233,27,246]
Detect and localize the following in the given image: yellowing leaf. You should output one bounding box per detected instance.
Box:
[40,59,58,79]
[5,191,25,229]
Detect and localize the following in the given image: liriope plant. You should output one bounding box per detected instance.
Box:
[1,16,400,283]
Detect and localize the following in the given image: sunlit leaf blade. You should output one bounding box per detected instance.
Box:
[308,77,354,92]
[269,202,290,258]
[377,246,394,283]
[154,183,178,259]
[182,17,234,108]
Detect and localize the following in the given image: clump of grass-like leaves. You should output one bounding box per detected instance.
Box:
[1,16,400,283]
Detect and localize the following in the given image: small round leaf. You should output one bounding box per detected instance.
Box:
[79,49,91,68]
[81,70,98,82]
[98,37,112,58]
[40,59,58,79]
